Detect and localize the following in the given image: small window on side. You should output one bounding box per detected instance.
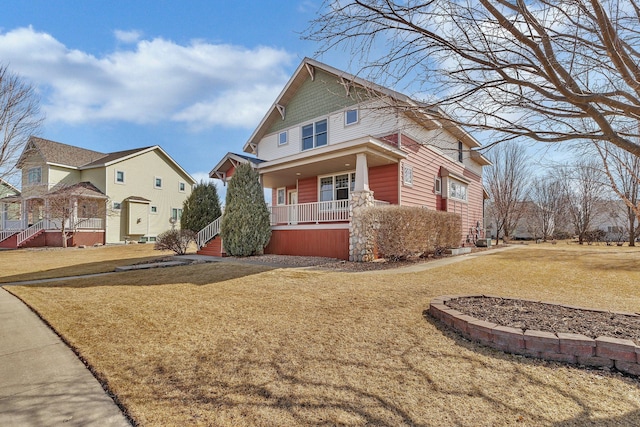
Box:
[150,205,158,214]
[402,164,413,186]
[113,202,122,210]
[345,109,358,126]
[278,131,288,146]
[179,182,186,192]
[458,141,463,163]
[434,177,442,194]
[277,188,286,205]
[154,177,163,189]
[115,170,125,184]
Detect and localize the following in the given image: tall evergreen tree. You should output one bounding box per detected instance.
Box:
[180,181,222,232]
[221,163,271,256]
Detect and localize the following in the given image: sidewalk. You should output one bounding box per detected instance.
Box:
[0,288,131,426]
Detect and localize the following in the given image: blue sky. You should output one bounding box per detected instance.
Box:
[0,0,353,190]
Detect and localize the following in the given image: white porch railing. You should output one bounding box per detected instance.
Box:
[2,219,26,230]
[44,217,104,230]
[197,216,222,248]
[0,230,18,242]
[270,200,351,225]
[17,221,45,246]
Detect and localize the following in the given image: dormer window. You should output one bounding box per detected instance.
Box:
[27,167,41,184]
[302,119,328,150]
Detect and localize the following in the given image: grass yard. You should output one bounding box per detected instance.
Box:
[0,244,173,283]
[6,244,640,426]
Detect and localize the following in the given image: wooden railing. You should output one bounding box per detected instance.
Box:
[0,230,18,242]
[44,217,104,230]
[197,216,222,248]
[17,221,45,246]
[270,200,351,225]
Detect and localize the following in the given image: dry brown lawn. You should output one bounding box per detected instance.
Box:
[6,243,640,426]
[0,244,173,283]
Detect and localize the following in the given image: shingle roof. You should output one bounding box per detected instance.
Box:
[81,147,153,168]
[47,181,107,198]
[28,137,106,168]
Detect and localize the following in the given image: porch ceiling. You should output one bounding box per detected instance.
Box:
[259,138,406,189]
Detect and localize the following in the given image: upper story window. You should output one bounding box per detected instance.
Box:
[27,167,41,185]
[115,170,125,184]
[302,119,328,151]
[179,182,186,192]
[154,177,163,189]
[458,141,464,163]
[345,109,358,126]
[402,164,413,186]
[449,179,468,201]
[278,131,288,146]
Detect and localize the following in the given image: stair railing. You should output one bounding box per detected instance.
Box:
[16,220,45,247]
[196,216,222,249]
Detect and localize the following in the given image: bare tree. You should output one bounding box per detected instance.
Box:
[0,64,43,182]
[595,142,640,245]
[528,174,565,241]
[308,1,640,156]
[485,142,530,244]
[45,183,108,248]
[559,160,606,244]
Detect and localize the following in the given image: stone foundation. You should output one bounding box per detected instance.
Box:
[349,190,375,262]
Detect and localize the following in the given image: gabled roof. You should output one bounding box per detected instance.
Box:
[47,181,107,199]
[16,137,196,185]
[0,178,20,196]
[18,137,106,169]
[244,57,485,155]
[209,152,265,179]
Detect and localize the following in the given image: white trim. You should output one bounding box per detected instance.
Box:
[271,223,350,231]
[318,170,356,202]
[150,205,158,214]
[434,177,442,194]
[178,181,186,192]
[112,201,122,210]
[154,176,163,189]
[301,118,329,151]
[278,130,288,146]
[402,164,413,187]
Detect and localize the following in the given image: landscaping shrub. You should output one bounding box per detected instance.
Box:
[360,206,461,260]
[154,229,196,255]
[181,181,222,232]
[221,163,271,256]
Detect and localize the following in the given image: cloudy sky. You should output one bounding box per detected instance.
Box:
[0,0,352,188]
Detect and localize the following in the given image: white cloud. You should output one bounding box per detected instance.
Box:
[190,171,216,183]
[0,26,293,129]
[114,29,143,44]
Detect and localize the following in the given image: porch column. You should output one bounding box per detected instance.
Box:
[354,153,370,192]
[349,181,375,262]
[72,198,78,229]
[21,199,28,228]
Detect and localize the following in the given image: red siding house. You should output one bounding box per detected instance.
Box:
[200,58,491,260]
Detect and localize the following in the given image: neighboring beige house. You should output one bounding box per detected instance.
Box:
[0,137,195,248]
[0,178,20,231]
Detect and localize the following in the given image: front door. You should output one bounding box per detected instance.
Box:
[288,190,298,225]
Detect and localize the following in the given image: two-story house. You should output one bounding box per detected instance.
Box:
[0,137,195,248]
[201,58,491,260]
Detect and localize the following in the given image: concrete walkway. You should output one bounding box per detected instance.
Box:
[0,288,131,426]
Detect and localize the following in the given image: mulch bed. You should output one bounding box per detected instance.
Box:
[447,296,640,346]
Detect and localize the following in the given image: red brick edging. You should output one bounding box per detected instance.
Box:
[429,295,640,376]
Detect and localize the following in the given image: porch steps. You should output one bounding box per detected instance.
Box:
[197,235,226,257]
[17,228,45,248]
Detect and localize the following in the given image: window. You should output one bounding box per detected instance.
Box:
[171,208,183,220]
[278,131,288,146]
[27,167,41,185]
[276,188,286,205]
[320,173,356,202]
[402,164,413,186]
[345,109,358,125]
[302,119,328,150]
[154,177,163,189]
[150,205,158,214]
[434,177,442,194]
[115,170,125,184]
[449,179,468,201]
[179,182,186,192]
[113,202,122,210]
[458,141,464,163]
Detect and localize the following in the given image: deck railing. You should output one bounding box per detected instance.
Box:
[44,217,104,230]
[197,216,222,248]
[269,200,351,225]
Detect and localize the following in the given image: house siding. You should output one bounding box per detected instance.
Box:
[20,151,48,198]
[265,227,350,259]
[369,164,399,204]
[297,177,318,204]
[100,150,193,243]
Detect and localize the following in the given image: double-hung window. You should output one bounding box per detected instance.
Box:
[171,208,183,221]
[302,119,328,150]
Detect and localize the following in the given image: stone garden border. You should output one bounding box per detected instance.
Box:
[429,295,640,376]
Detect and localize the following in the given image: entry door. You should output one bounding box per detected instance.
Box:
[288,191,298,225]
